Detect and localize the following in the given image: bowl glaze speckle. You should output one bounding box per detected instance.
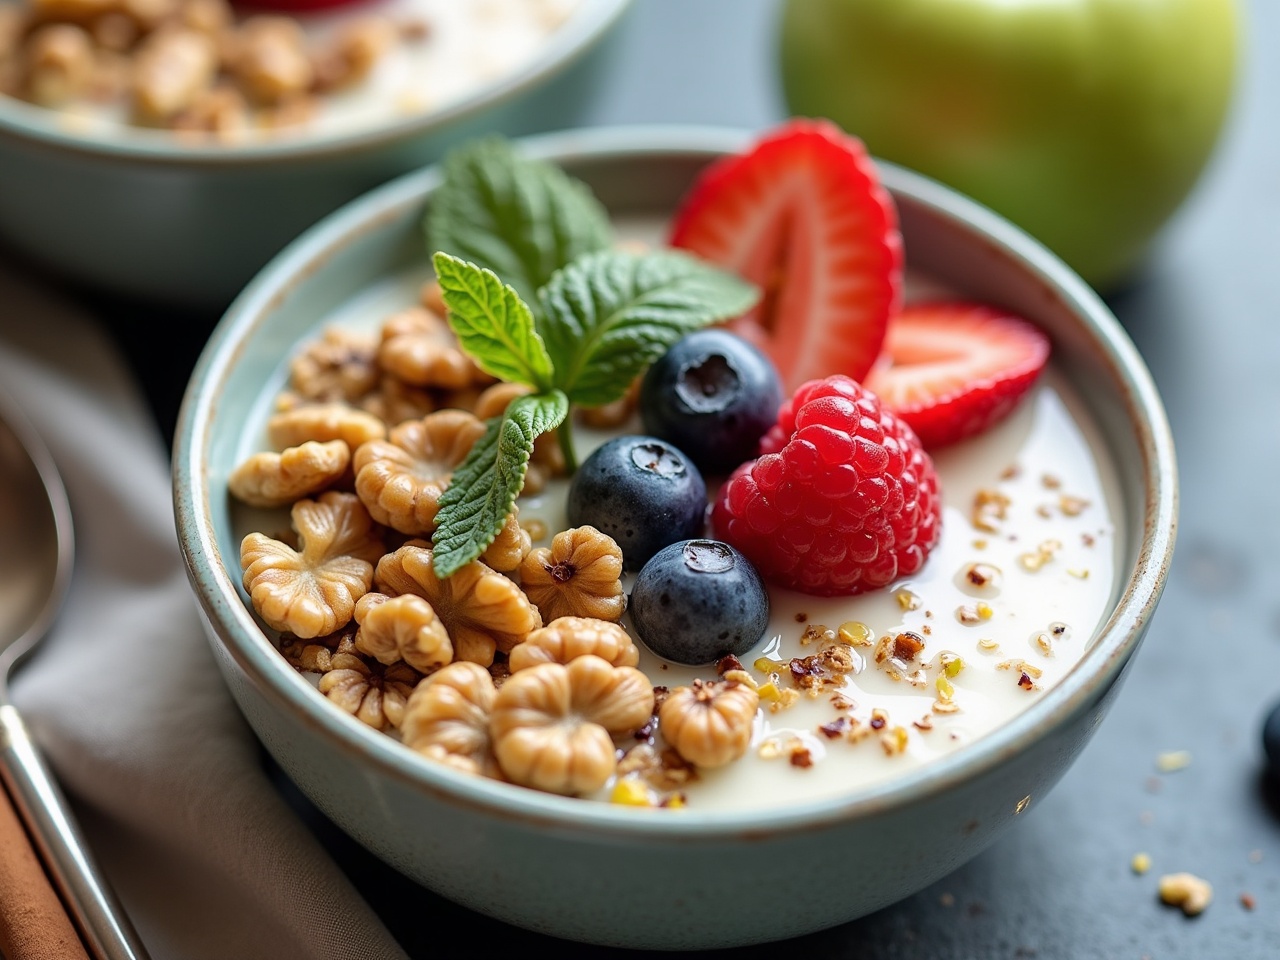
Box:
[172,126,1176,949]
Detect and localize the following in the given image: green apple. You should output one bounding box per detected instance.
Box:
[778,0,1242,290]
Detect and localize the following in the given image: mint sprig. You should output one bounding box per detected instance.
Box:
[432,390,569,578]
[432,252,554,389]
[424,137,760,579]
[431,248,758,577]
[426,137,612,303]
[537,250,761,407]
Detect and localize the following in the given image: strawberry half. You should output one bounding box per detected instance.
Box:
[862,302,1051,448]
[668,118,902,391]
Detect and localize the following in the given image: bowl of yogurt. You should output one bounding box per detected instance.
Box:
[0,0,631,308]
[172,125,1177,949]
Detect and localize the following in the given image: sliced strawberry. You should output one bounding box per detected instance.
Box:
[668,118,902,391]
[863,302,1051,448]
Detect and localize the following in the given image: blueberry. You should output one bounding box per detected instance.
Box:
[566,435,707,571]
[629,539,770,666]
[639,329,783,475]
[1264,699,1280,774]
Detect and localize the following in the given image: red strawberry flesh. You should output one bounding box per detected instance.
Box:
[863,302,1051,449]
[669,119,902,391]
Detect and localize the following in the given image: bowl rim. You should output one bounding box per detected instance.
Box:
[174,124,1178,839]
[0,0,631,167]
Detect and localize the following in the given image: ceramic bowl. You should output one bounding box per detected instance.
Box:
[0,0,631,310]
[172,126,1177,949]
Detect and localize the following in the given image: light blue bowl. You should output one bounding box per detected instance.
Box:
[0,1,631,310]
[173,126,1177,949]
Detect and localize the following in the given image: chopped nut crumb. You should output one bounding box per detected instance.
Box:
[880,725,909,756]
[837,620,874,646]
[963,561,1001,590]
[1240,893,1256,911]
[894,588,922,611]
[1159,872,1213,916]
[1156,750,1192,773]
[800,623,836,646]
[1060,494,1089,516]
[972,488,1011,533]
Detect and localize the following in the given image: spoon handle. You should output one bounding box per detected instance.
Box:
[0,706,151,960]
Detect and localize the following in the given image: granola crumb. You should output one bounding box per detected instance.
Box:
[1240,892,1256,911]
[1132,852,1151,875]
[1156,749,1192,773]
[1158,872,1213,916]
[939,892,955,907]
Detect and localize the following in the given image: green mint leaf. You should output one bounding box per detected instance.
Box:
[431,389,569,578]
[432,252,555,390]
[536,250,760,407]
[426,137,612,303]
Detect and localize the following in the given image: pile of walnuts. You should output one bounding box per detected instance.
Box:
[230,291,757,802]
[0,0,420,136]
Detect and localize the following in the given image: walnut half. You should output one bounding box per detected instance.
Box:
[518,526,625,623]
[353,592,453,675]
[490,656,654,796]
[659,679,759,769]
[240,491,384,638]
[402,661,500,778]
[508,617,639,672]
[375,543,541,667]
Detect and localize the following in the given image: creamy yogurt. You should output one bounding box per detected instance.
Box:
[235,220,1124,812]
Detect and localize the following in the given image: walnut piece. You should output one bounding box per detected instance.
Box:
[228,15,312,104]
[659,679,759,768]
[518,526,625,623]
[24,24,93,106]
[375,543,541,667]
[227,439,349,508]
[354,410,485,535]
[509,617,639,672]
[240,491,384,638]
[1158,872,1213,916]
[472,381,531,421]
[401,661,500,777]
[317,651,417,731]
[490,656,654,796]
[312,15,395,92]
[354,592,453,674]
[132,27,217,121]
[479,509,531,573]
[268,402,387,451]
[288,326,380,404]
[358,377,437,428]
[377,307,481,389]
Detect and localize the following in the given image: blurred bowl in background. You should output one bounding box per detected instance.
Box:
[0,0,632,310]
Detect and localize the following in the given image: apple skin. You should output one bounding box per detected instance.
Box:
[778,0,1242,290]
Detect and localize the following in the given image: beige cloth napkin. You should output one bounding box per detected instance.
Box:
[0,264,409,960]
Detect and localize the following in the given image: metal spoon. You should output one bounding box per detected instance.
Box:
[0,385,150,960]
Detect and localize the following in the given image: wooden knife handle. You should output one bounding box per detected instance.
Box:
[0,776,89,960]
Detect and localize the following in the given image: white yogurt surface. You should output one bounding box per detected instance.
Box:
[234,216,1126,813]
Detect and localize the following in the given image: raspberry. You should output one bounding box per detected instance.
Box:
[711,375,942,596]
